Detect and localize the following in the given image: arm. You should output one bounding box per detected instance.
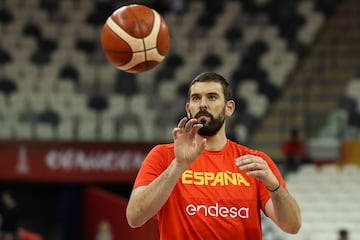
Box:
[235,155,301,234]
[126,159,187,228]
[126,118,206,228]
[265,186,301,234]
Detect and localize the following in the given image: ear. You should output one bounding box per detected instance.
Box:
[185,102,190,118]
[225,100,235,117]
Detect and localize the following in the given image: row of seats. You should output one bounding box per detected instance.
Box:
[263,163,360,240]
[0,90,185,141]
[343,78,360,120]
[316,77,360,139]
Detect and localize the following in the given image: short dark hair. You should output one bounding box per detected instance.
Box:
[339,229,348,236]
[188,72,233,101]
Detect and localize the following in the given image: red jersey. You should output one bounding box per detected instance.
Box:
[282,140,304,155]
[133,140,286,240]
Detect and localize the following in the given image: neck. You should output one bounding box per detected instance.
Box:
[196,132,228,151]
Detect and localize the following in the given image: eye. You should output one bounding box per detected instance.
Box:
[209,95,217,101]
[192,96,200,102]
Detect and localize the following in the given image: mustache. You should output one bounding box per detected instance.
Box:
[194,109,213,119]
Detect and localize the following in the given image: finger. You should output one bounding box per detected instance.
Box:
[245,169,266,177]
[190,123,203,135]
[177,117,188,129]
[184,118,198,132]
[238,162,263,171]
[235,155,263,166]
[235,157,253,167]
[172,127,181,139]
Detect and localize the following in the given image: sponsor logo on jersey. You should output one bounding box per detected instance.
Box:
[182,170,250,186]
[186,202,249,219]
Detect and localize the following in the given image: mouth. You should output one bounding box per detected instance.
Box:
[196,115,210,125]
[195,112,212,118]
[196,115,210,122]
[194,110,212,124]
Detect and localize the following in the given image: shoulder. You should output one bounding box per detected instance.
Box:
[147,143,175,159]
[151,143,174,152]
[140,143,175,171]
[228,140,271,160]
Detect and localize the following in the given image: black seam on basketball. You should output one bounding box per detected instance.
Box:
[129,5,150,69]
[104,46,157,54]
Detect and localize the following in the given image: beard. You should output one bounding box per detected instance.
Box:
[191,108,226,136]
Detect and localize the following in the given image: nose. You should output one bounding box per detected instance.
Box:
[199,97,208,109]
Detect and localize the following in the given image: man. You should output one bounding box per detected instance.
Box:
[338,229,349,240]
[281,128,306,173]
[0,191,19,240]
[126,72,301,239]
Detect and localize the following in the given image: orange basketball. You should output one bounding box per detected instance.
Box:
[101,4,170,73]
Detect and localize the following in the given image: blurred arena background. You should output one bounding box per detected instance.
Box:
[0,0,360,239]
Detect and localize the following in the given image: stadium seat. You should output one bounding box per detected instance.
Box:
[0,47,12,64]
[0,76,17,95]
[246,94,269,118]
[88,94,108,112]
[34,122,56,140]
[140,112,157,141]
[0,118,13,139]
[106,94,127,116]
[128,94,149,116]
[77,113,98,140]
[58,63,79,82]
[56,118,75,140]
[27,93,48,114]
[98,118,117,141]
[317,109,348,138]
[236,80,259,100]
[344,78,360,104]
[274,163,360,240]
[234,124,248,143]
[118,122,141,142]
[157,80,178,102]
[12,120,33,139]
[114,71,139,96]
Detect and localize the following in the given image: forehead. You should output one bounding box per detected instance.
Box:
[190,81,223,96]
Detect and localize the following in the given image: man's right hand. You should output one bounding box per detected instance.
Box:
[172,117,207,167]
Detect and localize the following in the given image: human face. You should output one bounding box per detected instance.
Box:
[186,81,231,136]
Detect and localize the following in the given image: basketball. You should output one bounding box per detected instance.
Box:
[101,4,170,73]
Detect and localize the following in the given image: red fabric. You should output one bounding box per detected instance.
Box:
[282,141,304,155]
[83,186,159,240]
[18,228,43,240]
[134,140,286,240]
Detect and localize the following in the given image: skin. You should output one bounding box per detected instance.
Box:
[126,81,301,234]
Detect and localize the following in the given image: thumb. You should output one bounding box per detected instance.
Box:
[195,138,207,155]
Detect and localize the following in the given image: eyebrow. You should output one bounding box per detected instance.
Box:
[191,91,220,96]
[190,92,222,101]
